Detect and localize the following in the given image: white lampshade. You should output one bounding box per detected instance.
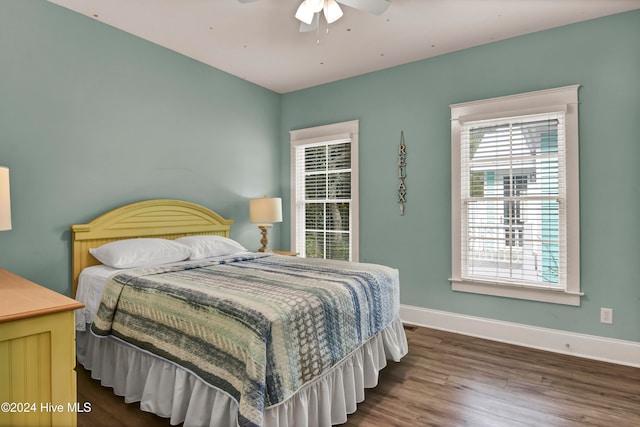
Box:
[250,196,282,224]
[0,166,12,231]
[295,1,315,25]
[324,0,343,24]
[305,0,325,13]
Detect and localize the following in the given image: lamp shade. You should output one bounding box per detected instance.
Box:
[250,196,282,224]
[324,0,343,24]
[295,1,315,24]
[0,166,11,231]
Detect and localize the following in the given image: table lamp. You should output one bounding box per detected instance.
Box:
[249,196,282,252]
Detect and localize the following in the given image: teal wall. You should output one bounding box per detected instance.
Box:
[0,1,282,295]
[280,10,640,342]
[1,1,638,343]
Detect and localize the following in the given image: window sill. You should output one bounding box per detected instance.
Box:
[450,278,582,306]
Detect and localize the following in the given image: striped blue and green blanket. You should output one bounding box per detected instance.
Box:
[91,253,400,427]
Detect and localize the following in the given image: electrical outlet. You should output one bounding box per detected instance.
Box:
[600,307,613,324]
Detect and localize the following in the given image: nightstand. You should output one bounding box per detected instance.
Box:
[271,250,298,256]
[0,268,84,427]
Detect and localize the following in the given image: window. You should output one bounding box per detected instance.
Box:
[290,120,359,261]
[450,86,581,305]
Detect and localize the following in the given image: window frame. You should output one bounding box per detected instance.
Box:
[290,120,359,262]
[450,86,581,306]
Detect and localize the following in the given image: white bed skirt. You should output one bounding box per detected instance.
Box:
[76,318,408,427]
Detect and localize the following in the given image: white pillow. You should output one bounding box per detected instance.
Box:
[89,238,192,269]
[175,235,246,259]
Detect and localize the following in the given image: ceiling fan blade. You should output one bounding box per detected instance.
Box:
[299,13,319,32]
[295,1,315,24]
[324,0,344,24]
[336,0,390,15]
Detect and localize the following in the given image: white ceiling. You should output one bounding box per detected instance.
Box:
[48,0,640,94]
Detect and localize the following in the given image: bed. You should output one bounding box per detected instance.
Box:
[71,199,408,427]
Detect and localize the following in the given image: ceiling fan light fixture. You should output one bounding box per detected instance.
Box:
[295,1,315,24]
[305,0,325,13]
[324,0,343,24]
[292,0,389,35]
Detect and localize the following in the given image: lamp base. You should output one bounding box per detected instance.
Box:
[257,224,272,253]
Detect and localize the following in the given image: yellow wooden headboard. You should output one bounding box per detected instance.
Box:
[70,199,233,297]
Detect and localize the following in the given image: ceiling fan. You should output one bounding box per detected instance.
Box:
[238,0,391,32]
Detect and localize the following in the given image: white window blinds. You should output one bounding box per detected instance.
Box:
[294,138,353,261]
[460,112,567,288]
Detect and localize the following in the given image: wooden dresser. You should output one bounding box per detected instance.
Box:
[0,268,84,427]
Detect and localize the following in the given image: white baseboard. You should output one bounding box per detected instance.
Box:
[400,304,640,368]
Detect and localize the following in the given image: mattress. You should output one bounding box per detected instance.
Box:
[75,264,120,330]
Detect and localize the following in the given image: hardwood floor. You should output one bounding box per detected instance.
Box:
[77,325,640,427]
